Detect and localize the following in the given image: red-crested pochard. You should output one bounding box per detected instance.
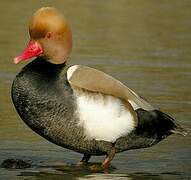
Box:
[12,7,186,169]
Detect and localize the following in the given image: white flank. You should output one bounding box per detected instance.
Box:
[75,91,135,142]
[67,65,79,80]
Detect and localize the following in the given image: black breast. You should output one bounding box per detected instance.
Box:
[12,58,74,130]
[11,58,97,153]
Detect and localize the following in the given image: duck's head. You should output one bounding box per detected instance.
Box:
[14,7,72,64]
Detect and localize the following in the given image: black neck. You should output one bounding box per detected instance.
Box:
[21,58,66,78]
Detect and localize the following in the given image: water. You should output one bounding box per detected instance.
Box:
[0,0,191,179]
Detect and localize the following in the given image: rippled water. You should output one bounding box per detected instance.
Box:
[0,0,191,179]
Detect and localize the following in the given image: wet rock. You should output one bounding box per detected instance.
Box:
[1,159,31,169]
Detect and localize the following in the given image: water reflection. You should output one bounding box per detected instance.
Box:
[17,166,184,180]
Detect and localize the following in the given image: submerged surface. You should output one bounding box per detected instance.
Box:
[0,0,190,179]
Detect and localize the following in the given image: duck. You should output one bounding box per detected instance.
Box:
[12,7,186,169]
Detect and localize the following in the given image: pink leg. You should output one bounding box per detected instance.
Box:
[102,147,115,169]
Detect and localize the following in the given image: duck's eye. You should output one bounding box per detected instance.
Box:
[46,32,53,39]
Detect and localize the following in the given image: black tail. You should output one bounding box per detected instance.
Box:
[115,109,187,152]
[155,110,187,137]
[135,109,187,142]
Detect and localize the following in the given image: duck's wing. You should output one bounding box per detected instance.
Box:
[67,65,155,111]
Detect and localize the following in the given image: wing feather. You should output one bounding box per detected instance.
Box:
[67,65,155,111]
